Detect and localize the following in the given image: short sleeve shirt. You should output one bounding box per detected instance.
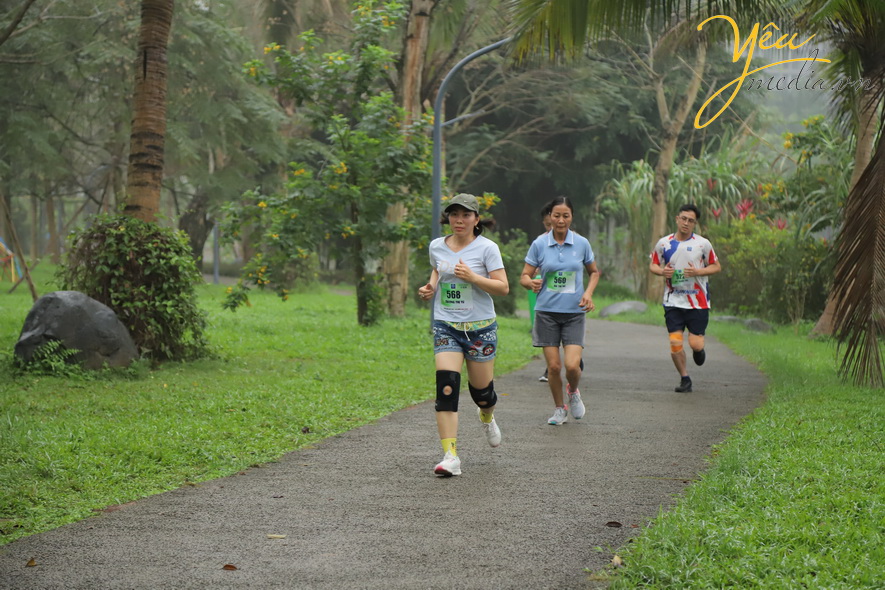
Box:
[650,233,718,309]
[525,230,595,313]
[429,235,505,323]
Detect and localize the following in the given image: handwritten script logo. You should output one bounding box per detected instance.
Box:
[695,15,830,129]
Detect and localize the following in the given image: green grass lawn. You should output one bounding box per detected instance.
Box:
[599,313,885,588]
[0,266,538,544]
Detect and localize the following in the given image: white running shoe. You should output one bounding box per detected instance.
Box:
[547,406,568,425]
[567,385,585,420]
[434,451,462,477]
[479,409,502,447]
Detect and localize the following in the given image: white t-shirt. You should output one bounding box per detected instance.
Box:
[650,233,718,309]
[429,235,504,323]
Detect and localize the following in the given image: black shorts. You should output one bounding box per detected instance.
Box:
[664,307,709,335]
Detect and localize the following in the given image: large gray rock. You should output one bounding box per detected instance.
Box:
[599,300,649,318]
[743,318,774,333]
[712,315,743,323]
[15,291,138,369]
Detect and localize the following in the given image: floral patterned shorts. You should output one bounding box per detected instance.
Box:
[432,320,497,362]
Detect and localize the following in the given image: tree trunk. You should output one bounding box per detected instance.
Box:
[0,193,11,253]
[645,41,707,302]
[29,195,38,263]
[384,0,438,317]
[123,0,174,223]
[813,84,880,336]
[179,192,212,267]
[45,194,60,264]
[0,192,38,301]
[353,202,369,325]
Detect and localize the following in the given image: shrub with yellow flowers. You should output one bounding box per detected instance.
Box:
[224,0,432,326]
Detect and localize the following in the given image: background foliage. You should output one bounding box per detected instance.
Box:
[222,2,433,325]
[57,215,208,360]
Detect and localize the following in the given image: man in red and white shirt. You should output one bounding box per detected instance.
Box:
[649,204,721,393]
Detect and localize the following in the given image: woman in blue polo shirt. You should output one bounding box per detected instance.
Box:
[520,196,600,425]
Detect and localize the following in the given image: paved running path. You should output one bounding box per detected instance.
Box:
[0,319,765,589]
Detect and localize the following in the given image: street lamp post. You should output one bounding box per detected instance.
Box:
[431,38,511,243]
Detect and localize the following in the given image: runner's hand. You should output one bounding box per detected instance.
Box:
[418,283,435,300]
[454,259,475,283]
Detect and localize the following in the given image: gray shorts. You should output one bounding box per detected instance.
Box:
[532,311,585,348]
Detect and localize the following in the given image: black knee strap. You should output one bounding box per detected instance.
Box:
[435,370,460,412]
[468,380,497,409]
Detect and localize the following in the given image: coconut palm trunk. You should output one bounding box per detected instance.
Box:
[123,0,174,223]
[813,75,882,335]
[832,129,885,387]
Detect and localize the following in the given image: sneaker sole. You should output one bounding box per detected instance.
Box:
[434,466,461,477]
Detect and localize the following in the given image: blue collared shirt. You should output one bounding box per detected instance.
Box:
[525,229,595,313]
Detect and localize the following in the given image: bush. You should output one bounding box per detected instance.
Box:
[58,215,209,360]
[705,219,833,323]
[357,273,387,327]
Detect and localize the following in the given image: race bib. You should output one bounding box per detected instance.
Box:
[440,282,473,311]
[546,271,576,293]
[671,269,689,286]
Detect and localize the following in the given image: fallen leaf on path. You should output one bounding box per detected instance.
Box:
[222,564,238,571]
[605,521,623,528]
[26,558,37,567]
[611,555,624,568]
[267,534,287,539]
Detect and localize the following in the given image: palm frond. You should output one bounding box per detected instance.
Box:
[832,129,885,387]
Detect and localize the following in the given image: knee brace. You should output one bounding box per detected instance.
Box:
[468,380,497,409]
[435,370,460,412]
[669,332,684,354]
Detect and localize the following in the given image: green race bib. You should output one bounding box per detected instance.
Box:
[671,269,689,286]
[546,271,576,294]
[440,282,473,311]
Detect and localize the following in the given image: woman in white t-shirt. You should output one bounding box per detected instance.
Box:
[417,193,509,477]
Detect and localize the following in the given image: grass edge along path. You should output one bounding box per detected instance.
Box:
[596,317,884,589]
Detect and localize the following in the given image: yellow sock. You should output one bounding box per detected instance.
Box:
[479,409,494,424]
[441,438,457,456]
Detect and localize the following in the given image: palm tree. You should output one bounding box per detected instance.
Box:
[123,0,174,223]
[506,0,884,386]
[802,0,885,341]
